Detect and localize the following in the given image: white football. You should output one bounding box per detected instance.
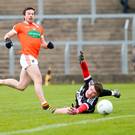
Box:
[97,99,113,114]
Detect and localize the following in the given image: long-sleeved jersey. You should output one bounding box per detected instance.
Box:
[75,60,112,113]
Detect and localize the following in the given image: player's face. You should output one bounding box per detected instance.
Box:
[24,10,35,23]
[85,85,97,98]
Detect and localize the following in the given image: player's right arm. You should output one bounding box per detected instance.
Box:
[4,29,17,40]
[4,29,17,49]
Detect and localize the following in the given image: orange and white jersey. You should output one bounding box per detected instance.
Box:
[13,21,44,58]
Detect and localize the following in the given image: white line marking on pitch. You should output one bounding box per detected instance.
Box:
[0,114,134,135]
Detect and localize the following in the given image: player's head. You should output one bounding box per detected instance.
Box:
[23,7,36,23]
[94,82,103,95]
[86,82,103,98]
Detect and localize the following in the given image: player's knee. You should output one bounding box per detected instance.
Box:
[34,78,42,84]
[16,85,26,91]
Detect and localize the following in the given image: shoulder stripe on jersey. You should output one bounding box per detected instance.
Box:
[32,23,40,28]
[84,75,91,81]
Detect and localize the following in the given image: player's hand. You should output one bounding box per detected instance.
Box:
[5,38,13,49]
[79,51,84,63]
[67,107,79,115]
[47,41,54,49]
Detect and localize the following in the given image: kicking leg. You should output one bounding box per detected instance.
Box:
[26,64,49,109]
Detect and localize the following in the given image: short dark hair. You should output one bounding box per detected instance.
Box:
[23,7,36,15]
[94,82,103,95]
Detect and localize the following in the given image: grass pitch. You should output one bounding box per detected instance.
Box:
[0,83,135,135]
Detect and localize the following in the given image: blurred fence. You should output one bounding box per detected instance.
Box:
[0,0,135,77]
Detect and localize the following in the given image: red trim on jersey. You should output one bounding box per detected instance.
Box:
[77,103,89,113]
[80,60,90,80]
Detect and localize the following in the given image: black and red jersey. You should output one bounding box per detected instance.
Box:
[75,60,112,113]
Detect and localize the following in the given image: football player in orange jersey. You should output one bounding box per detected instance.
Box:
[0,7,54,110]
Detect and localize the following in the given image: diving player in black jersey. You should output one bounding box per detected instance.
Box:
[53,51,120,115]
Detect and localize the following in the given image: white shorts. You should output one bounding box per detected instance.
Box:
[20,54,38,70]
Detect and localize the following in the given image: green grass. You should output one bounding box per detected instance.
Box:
[0,84,135,135]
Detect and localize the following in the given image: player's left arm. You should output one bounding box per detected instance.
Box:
[99,89,112,97]
[99,89,121,98]
[41,35,48,48]
[67,103,89,115]
[41,35,54,49]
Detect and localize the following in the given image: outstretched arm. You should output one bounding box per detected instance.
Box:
[54,107,71,114]
[99,89,121,98]
[68,103,89,115]
[54,103,89,115]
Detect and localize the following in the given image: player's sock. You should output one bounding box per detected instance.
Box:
[41,102,56,113]
[47,105,56,113]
